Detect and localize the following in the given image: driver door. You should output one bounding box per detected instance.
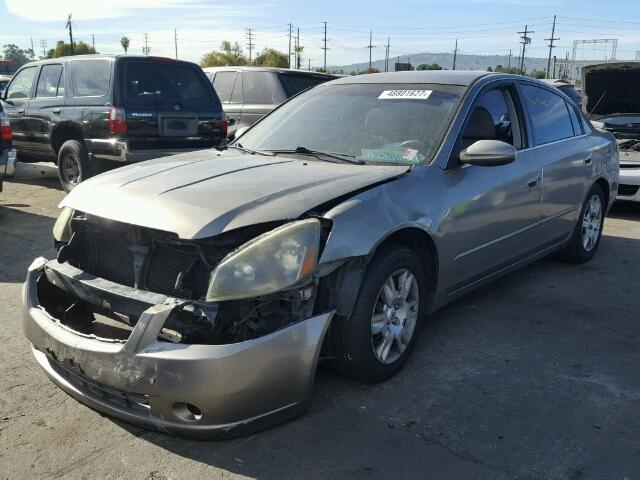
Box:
[2,65,39,151]
[445,83,544,291]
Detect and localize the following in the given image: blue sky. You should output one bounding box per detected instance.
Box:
[1,0,639,67]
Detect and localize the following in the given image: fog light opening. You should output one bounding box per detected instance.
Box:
[172,402,203,423]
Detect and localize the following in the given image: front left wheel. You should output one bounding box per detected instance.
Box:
[331,246,430,383]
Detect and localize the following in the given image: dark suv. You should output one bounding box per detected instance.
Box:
[0,103,12,192]
[1,55,227,191]
[203,66,336,138]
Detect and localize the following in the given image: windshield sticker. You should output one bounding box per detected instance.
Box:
[378,90,432,100]
[361,147,422,163]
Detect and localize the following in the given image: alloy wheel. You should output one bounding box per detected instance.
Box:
[61,154,80,186]
[582,194,602,252]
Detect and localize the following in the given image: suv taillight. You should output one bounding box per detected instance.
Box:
[0,112,11,149]
[108,106,127,135]
[221,118,229,137]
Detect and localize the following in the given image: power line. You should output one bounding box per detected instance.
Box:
[246,28,255,62]
[545,15,559,78]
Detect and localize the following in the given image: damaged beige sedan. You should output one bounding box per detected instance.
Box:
[23,71,618,438]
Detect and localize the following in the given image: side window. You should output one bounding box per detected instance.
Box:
[230,72,243,103]
[243,71,285,104]
[71,60,110,97]
[36,64,64,98]
[520,84,574,145]
[5,67,37,100]
[212,71,237,103]
[460,87,523,149]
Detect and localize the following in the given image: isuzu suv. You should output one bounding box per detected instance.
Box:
[1,55,227,191]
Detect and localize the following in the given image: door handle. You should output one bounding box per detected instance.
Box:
[583,153,593,165]
[52,108,62,114]
[525,174,541,190]
[17,109,25,115]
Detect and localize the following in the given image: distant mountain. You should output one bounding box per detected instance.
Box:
[333,51,549,74]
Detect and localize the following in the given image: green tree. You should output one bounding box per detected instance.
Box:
[120,36,130,54]
[293,44,304,69]
[416,63,442,71]
[2,44,34,67]
[494,65,521,74]
[47,40,96,58]
[529,69,546,79]
[253,48,288,68]
[200,41,247,67]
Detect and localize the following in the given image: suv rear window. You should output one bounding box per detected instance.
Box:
[71,60,111,97]
[125,63,211,103]
[279,73,330,97]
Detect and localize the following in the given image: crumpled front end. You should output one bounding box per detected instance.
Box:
[23,257,333,439]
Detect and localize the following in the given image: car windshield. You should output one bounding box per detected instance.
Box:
[236,82,464,165]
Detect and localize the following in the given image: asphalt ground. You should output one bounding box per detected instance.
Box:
[1,162,639,479]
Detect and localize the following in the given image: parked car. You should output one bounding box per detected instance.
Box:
[583,62,640,202]
[203,66,336,138]
[0,103,13,191]
[542,78,582,107]
[0,74,12,96]
[23,71,618,438]
[1,55,227,191]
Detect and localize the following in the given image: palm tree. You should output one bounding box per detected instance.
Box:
[120,36,130,54]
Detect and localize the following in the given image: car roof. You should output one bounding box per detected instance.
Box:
[18,54,199,67]
[202,66,337,77]
[326,70,493,87]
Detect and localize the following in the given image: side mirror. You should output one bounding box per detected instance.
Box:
[227,117,236,127]
[459,140,516,167]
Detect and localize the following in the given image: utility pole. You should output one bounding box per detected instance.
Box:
[545,15,559,78]
[365,30,376,69]
[174,29,178,59]
[552,55,557,78]
[40,40,47,59]
[66,14,74,55]
[507,49,512,68]
[92,34,95,51]
[452,39,458,70]
[142,33,150,55]
[296,27,300,69]
[30,38,35,59]
[287,23,293,69]
[308,58,311,70]
[321,21,328,71]
[384,37,390,72]
[518,25,533,74]
[246,28,255,62]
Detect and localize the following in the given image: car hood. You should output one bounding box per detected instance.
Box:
[61,150,409,239]
[583,62,640,118]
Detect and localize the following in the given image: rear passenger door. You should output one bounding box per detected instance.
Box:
[212,70,242,136]
[518,83,592,242]
[28,63,66,156]
[241,71,286,128]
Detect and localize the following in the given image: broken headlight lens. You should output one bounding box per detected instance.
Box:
[206,219,321,302]
[52,207,74,242]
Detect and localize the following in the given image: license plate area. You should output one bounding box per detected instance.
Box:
[160,115,198,136]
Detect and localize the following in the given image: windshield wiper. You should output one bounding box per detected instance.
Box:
[268,146,365,165]
[224,143,275,156]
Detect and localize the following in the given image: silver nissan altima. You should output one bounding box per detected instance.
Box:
[23,71,619,438]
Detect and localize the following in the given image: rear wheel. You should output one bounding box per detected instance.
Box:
[332,246,429,383]
[562,183,605,263]
[57,140,91,192]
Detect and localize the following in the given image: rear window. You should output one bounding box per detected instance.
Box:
[71,60,111,97]
[125,62,212,103]
[279,73,331,98]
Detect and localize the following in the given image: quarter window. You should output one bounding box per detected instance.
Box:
[71,60,110,97]
[212,72,237,103]
[5,66,37,100]
[520,84,574,145]
[242,71,285,104]
[36,64,64,98]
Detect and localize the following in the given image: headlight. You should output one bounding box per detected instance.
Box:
[53,207,74,242]
[206,219,321,302]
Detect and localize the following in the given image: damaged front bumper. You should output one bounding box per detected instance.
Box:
[22,257,333,439]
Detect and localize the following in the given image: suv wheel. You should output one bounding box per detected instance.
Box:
[562,183,605,263]
[57,140,91,192]
[332,246,429,383]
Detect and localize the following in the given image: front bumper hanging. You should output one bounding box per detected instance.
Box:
[22,257,334,439]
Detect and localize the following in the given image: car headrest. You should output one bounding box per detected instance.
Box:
[462,106,496,140]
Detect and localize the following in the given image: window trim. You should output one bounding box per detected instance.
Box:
[34,63,65,99]
[212,70,238,104]
[4,65,39,100]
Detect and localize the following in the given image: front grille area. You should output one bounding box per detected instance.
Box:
[618,184,640,197]
[94,226,135,286]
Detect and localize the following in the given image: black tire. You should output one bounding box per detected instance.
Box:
[331,246,430,383]
[57,139,91,192]
[562,183,605,263]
